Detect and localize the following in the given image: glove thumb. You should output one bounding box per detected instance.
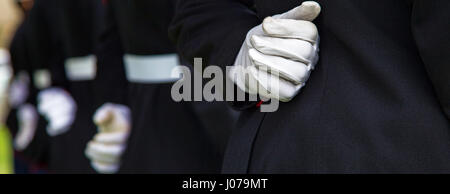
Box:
[93,104,114,131]
[275,1,321,21]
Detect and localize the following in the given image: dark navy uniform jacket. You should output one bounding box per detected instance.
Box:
[20,0,102,173]
[50,0,104,173]
[7,0,63,170]
[170,0,450,173]
[97,0,235,173]
[8,13,51,169]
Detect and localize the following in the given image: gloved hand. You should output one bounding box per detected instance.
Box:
[37,87,77,136]
[229,1,321,102]
[8,71,30,109]
[14,104,38,151]
[85,103,131,174]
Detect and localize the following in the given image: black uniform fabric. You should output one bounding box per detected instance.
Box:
[47,0,104,173]
[97,0,234,173]
[170,0,450,173]
[93,0,128,108]
[8,18,50,166]
[25,0,65,86]
[23,0,103,173]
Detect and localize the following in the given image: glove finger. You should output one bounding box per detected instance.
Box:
[38,88,66,103]
[49,114,74,129]
[262,18,318,43]
[95,104,131,133]
[229,66,259,95]
[85,141,124,163]
[93,104,115,126]
[87,141,125,157]
[46,106,75,120]
[108,105,131,133]
[248,66,304,102]
[18,104,38,121]
[251,35,315,64]
[249,49,310,85]
[274,1,321,21]
[94,132,129,144]
[38,94,74,114]
[90,161,119,174]
[112,104,131,120]
[85,146,120,164]
[14,104,38,151]
[46,125,70,137]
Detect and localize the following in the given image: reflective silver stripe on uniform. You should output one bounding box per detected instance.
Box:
[123,54,181,84]
[64,55,97,81]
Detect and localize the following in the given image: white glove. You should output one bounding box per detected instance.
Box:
[37,87,77,136]
[229,1,321,102]
[85,103,131,174]
[14,104,38,151]
[8,71,30,108]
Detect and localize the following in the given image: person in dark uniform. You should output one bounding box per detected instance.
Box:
[170,0,450,173]
[7,0,51,173]
[43,0,104,173]
[85,0,236,174]
[22,0,103,173]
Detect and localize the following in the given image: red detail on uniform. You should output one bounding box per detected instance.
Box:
[102,0,108,5]
[256,100,264,108]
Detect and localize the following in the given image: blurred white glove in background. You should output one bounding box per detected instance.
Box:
[229,1,321,102]
[14,104,38,151]
[85,103,131,174]
[8,71,30,108]
[37,87,77,136]
[0,49,12,124]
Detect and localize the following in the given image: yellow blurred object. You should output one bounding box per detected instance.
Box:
[0,0,23,48]
[0,124,14,174]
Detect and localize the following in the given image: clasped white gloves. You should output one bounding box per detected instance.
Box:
[14,104,38,151]
[85,103,131,174]
[37,87,77,136]
[229,1,321,102]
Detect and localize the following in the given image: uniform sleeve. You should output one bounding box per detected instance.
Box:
[169,0,261,110]
[93,1,128,108]
[169,0,259,70]
[26,0,67,89]
[59,0,97,58]
[9,23,28,76]
[9,0,58,166]
[411,0,450,119]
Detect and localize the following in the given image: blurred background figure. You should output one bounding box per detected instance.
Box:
[86,0,237,174]
[42,0,104,173]
[5,0,50,174]
[1,0,238,174]
[21,0,103,173]
[0,0,26,174]
[5,0,103,173]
